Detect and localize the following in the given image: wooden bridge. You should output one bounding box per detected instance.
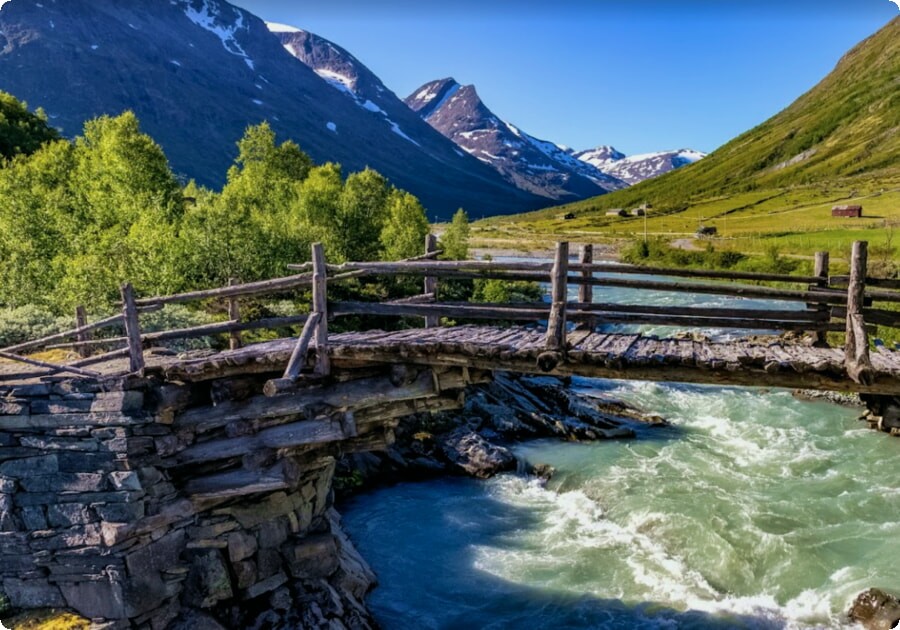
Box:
[3,238,900,396]
[3,237,900,625]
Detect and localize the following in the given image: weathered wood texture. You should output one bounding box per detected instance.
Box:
[228,278,242,351]
[813,252,830,345]
[311,243,330,376]
[120,282,145,375]
[282,312,321,381]
[845,241,874,385]
[545,241,569,351]
[424,233,439,328]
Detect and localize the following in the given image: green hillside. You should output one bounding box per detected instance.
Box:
[478,17,900,254]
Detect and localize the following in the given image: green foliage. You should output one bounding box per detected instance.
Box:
[334,168,390,262]
[472,279,543,303]
[0,305,71,347]
[140,305,220,352]
[0,107,434,324]
[0,91,60,161]
[441,209,470,260]
[380,190,430,261]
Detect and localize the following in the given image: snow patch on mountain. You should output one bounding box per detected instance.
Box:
[181,0,254,69]
[577,148,705,185]
[423,83,461,120]
[266,21,301,33]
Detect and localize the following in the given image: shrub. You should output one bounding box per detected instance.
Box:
[139,304,220,352]
[0,305,72,347]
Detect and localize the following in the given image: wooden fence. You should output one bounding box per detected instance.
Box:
[1,237,897,388]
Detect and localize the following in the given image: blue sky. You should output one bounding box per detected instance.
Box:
[234,1,897,156]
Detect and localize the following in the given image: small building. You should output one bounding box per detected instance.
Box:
[832,205,863,218]
[606,209,627,217]
[696,226,717,237]
[562,212,576,220]
[630,208,645,217]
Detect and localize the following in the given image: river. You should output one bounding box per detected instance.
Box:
[340,269,900,629]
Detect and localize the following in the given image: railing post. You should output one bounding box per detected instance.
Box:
[120,283,145,375]
[227,278,242,351]
[424,233,439,328]
[813,251,829,346]
[311,243,330,376]
[845,241,873,385]
[578,244,594,330]
[545,241,569,352]
[74,305,90,358]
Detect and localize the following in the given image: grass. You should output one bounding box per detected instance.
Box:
[4,610,89,630]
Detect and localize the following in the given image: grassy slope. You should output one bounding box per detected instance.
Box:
[475,17,900,258]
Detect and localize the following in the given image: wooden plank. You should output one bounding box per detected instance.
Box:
[572,262,821,285]
[546,243,569,352]
[177,370,437,433]
[74,306,90,359]
[120,282,145,375]
[227,278,242,351]
[331,302,549,321]
[572,302,826,322]
[281,312,322,382]
[0,351,101,378]
[575,276,846,305]
[845,241,874,385]
[311,243,330,376]
[813,252,830,345]
[424,234,439,328]
[0,311,125,355]
[578,245,594,329]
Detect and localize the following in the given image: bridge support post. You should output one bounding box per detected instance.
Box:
[845,241,874,385]
[424,233,439,328]
[545,241,569,355]
[813,251,829,346]
[227,278,242,351]
[312,242,330,376]
[578,244,595,330]
[120,282,145,375]
[74,305,90,358]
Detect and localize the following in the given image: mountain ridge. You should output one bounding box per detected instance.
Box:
[0,0,546,220]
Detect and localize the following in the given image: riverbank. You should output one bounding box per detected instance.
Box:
[336,372,667,495]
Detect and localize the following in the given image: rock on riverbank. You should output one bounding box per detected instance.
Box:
[337,372,666,489]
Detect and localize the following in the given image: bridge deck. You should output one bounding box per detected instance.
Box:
[159,326,900,395]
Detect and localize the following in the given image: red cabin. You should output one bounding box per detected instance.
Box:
[832,205,863,218]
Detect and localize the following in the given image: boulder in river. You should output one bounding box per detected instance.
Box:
[848,588,900,630]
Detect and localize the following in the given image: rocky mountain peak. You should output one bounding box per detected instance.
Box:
[405,78,627,201]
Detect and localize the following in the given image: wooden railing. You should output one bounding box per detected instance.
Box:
[2,237,899,388]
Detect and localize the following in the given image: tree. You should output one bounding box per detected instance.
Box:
[335,168,389,262]
[441,208,470,260]
[0,91,60,161]
[71,111,183,229]
[298,163,343,250]
[380,190,429,261]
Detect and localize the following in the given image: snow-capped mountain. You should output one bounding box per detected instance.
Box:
[405,78,628,202]
[575,148,706,185]
[0,0,545,219]
[270,24,421,147]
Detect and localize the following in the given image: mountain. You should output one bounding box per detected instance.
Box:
[404,78,628,202]
[575,148,706,185]
[0,0,545,220]
[528,17,900,220]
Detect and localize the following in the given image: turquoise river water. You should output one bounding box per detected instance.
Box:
[340,271,900,629]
